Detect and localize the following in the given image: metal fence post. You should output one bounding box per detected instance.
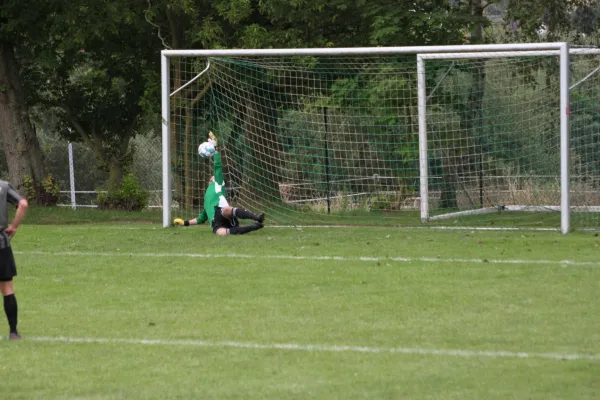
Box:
[68,142,76,210]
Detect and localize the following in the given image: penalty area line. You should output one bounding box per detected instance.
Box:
[14,250,600,267]
[4,336,598,362]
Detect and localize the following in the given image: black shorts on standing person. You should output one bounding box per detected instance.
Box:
[0,180,29,340]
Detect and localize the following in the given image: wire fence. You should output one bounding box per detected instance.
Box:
[39,133,163,208]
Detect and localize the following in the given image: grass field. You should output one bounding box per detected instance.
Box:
[2,208,600,399]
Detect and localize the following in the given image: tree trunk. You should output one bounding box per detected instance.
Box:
[441,0,487,210]
[107,160,124,189]
[0,42,45,192]
[183,106,194,209]
[468,0,486,208]
[167,7,185,207]
[106,127,134,190]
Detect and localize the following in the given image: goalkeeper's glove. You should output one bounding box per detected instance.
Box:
[208,131,218,147]
[173,218,189,226]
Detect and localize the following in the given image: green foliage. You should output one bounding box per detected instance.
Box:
[570,86,600,177]
[97,173,149,211]
[6,0,599,220]
[2,0,162,191]
[23,174,60,206]
[367,0,466,45]
[503,0,594,41]
[144,0,471,52]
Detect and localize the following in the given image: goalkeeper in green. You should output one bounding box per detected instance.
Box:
[173,134,265,235]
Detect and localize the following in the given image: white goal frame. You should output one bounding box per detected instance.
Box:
[417,45,600,234]
[161,42,599,233]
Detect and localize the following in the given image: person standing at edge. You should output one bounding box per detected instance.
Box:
[0,180,28,339]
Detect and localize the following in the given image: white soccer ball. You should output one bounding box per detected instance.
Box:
[198,141,215,158]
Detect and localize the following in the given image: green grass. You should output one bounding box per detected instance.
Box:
[22,204,600,230]
[18,206,162,225]
[2,209,600,399]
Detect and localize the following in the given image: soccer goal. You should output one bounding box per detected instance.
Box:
[161,43,600,232]
[419,46,600,233]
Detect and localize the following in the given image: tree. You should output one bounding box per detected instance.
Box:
[443,0,487,209]
[145,0,474,208]
[145,0,226,208]
[505,0,590,39]
[0,3,47,193]
[7,0,161,192]
[571,3,599,35]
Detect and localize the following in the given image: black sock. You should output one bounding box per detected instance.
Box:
[232,208,257,220]
[3,294,18,333]
[228,223,263,235]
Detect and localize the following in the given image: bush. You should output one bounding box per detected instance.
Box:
[23,174,60,206]
[97,173,149,211]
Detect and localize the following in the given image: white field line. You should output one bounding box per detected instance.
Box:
[47,225,563,231]
[38,224,600,233]
[14,250,600,267]
[3,336,597,361]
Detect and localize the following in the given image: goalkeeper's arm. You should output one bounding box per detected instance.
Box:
[206,131,224,185]
[174,210,208,226]
[212,152,224,186]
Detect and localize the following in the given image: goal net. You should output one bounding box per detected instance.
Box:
[161,45,600,231]
[570,52,600,230]
[420,50,600,230]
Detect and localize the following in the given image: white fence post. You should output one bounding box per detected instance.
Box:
[68,142,76,210]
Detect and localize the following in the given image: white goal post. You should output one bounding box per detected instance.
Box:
[418,45,573,233]
[161,42,600,232]
[417,45,600,234]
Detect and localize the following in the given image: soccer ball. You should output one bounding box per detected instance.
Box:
[198,141,215,158]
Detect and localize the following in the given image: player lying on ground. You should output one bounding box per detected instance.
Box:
[173,134,265,235]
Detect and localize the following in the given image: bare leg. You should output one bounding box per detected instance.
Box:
[0,281,14,296]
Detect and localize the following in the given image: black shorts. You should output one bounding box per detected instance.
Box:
[211,206,239,233]
[0,246,17,281]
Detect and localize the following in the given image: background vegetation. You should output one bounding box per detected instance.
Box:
[1,1,599,213]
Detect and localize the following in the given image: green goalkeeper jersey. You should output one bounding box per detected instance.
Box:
[196,152,227,227]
